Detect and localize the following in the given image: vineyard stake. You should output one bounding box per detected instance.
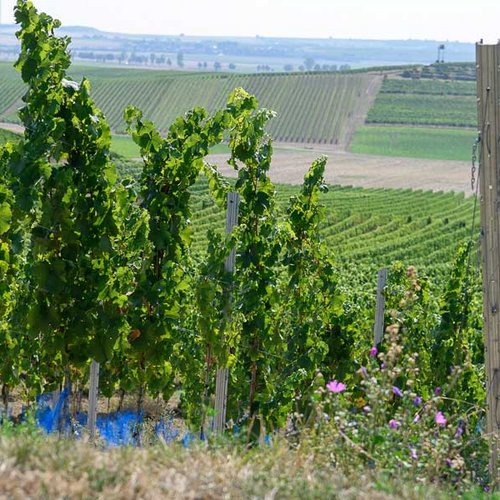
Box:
[373,268,388,346]
[88,360,99,440]
[476,41,500,488]
[213,192,240,433]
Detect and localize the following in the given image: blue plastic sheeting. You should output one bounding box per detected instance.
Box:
[29,391,270,447]
[156,418,180,443]
[34,390,179,447]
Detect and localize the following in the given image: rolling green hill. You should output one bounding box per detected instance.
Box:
[0,61,379,146]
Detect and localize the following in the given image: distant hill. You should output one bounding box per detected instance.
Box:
[0,23,474,72]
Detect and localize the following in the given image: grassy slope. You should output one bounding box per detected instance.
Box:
[110,135,140,159]
[0,61,377,145]
[110,135,229,159]
[350,126,477,161]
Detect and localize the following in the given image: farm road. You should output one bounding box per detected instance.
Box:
[0,123,471,194]
[208,144,472,194]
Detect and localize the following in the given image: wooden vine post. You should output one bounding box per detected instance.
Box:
[88,360,99,440]
[476,40,500,486]
[373,268,388,346]
[213,192,240,433]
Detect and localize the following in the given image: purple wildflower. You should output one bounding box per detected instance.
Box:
[409,447,418,459]
[326,380,346,393]
[389,419,401,429]
[455,419,465,438]
[413,396,422,406]
[435,411,447,426]
[392,386,403,397]
[413,413,420,423]
[434,386,442,396]
[363,405,371,414]
[381,363,385,369]
[369,346,378,358]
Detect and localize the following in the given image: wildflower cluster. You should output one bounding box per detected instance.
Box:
[307,323,488,490]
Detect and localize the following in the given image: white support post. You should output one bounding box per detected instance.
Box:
[213,192,240,433]
[373,268,388,346]
[88,359,99,440]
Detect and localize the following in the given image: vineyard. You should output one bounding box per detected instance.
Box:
[0,60,378,145]
[0,2,493,497]
[366,93,476,127]
[190,179,475,277]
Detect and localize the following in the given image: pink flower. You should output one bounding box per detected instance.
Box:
[326,380,346,393]
[413,413,420,423]
[435,411,447,426]
[389,419,401,429]
[409,447,418,459]
[369,346,378,358]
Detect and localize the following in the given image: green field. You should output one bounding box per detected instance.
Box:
[110,135,141,158]
[350,125,477,161]
[110,135,229,159]
[0,128,21,145]
[0,61,377,145]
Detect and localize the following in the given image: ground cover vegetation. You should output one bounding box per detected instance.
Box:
[350,126,476,161]
[0,1,493,496]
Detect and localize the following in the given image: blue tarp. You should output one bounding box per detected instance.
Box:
[34,390,179,447]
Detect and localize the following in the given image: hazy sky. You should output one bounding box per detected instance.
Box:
[1,0,499,43]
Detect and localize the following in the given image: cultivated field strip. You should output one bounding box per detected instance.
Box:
[366,77,477,127]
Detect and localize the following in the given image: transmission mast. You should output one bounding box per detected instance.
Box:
[436,44,445,64]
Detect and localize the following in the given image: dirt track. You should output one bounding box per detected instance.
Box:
[1,123,472,194]
[208,143,472,194]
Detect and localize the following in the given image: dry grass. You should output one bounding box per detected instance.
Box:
[0,430,470,499]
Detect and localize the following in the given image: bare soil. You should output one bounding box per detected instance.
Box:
[208,142,472,194]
